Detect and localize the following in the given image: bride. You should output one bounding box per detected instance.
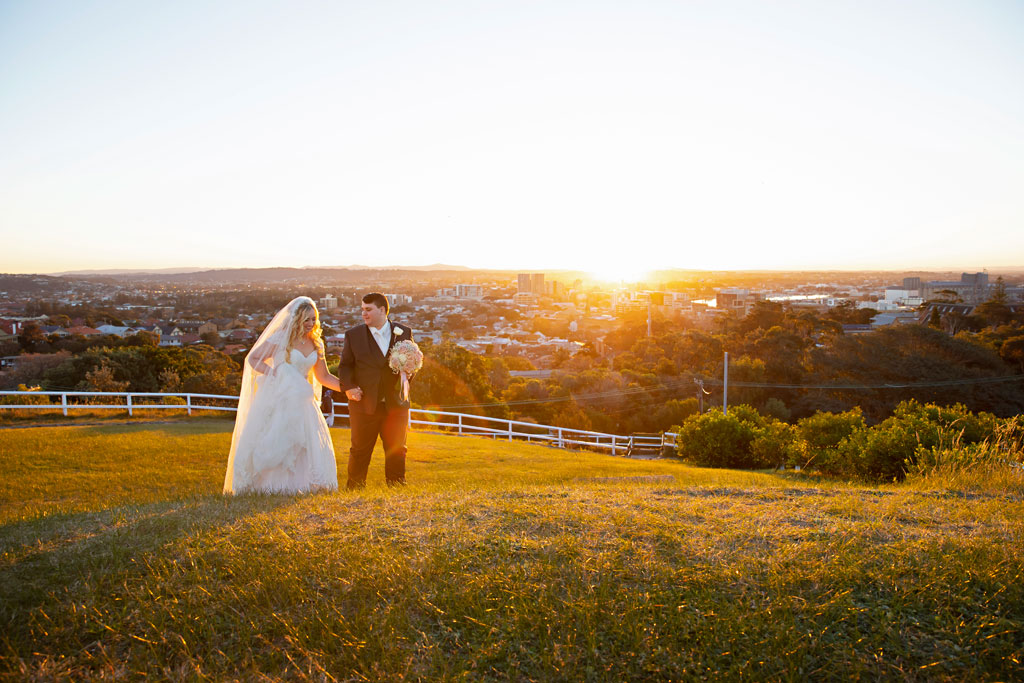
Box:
[223,296,343,494]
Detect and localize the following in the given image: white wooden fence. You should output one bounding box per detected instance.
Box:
[0,390,676,457]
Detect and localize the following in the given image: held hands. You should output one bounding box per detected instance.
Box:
[345,387,364,402]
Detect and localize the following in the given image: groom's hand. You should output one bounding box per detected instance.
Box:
[345,387,363,401]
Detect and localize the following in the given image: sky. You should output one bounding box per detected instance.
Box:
[1,0,1023,279]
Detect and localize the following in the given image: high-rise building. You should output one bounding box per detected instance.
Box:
[517,273,532,294]
[902,277,921,292]
[961,272,989,288]
[544,280,565,297]
[531,273,545,295]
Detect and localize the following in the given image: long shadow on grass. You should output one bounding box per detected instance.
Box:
[0,493,301,615]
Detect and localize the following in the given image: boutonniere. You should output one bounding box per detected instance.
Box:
[393,326,403,336]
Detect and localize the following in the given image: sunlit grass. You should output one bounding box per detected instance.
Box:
[1,421,1022,680]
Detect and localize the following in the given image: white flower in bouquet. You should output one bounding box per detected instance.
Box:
[388,339,423,402]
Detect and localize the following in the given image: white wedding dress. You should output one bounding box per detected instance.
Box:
[223,346,339,494]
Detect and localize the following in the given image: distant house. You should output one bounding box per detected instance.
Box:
[0,320,18,342]
[164,333,206,346]
[96,324,137,337]
[841,324,874,335]
[223,344,247,355]
[41,325,70,338]
[198,321,218,335]
[871,312,920,328]
[416,331,443,345]
[66,325,103,337]
[226,328,254,342]
[133,324,163,341]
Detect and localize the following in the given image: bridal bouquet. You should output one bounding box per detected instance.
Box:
[388,339,423,402]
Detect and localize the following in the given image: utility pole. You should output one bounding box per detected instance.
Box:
[694,378,710,414]
[722,351,729,415]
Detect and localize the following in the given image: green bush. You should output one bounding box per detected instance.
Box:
[727,404,766,428]
[796,408,866,475]
[750,420,800,468]
[839,411,944,482]
[907,416,1024,494]
[0,385,51,406]
[162,396,187,406]
[676,410,759,469]
[677,401,1009,481]
[891,400,998,445]
[836,401,1001,482]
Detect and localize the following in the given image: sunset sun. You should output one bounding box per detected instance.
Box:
[588,265,651,285]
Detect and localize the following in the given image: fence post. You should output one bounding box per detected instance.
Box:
[508,419,513,442]
[187,394,192,416]
[557,428,563,449]
[458,414,463,435]
[612,435,617,456]
[127,393,133,417]
[61,393,68,417]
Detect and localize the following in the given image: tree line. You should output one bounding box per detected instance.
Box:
[5,290,1023,438]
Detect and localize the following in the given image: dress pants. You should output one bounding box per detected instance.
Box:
[347,401,408,489]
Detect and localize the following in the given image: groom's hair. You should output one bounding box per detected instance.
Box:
[362,292,389,314]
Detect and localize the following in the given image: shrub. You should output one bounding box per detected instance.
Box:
[836,401,1001,482]
[728,404,766,428]
[676,410,759,469]
[796,408,866,475]
[839,411,944,482]
[750,420,800,468]
[907,418,1024,495]
[0,384,51,406]
[891,400,998,445]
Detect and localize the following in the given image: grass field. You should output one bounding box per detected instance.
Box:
[1,421,1022,680]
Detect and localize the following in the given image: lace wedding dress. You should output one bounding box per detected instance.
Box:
[224,306,339,494]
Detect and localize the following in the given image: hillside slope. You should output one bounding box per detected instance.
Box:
[1,422,1021,680]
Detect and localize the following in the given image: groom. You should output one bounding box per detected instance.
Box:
[339,292,414,489]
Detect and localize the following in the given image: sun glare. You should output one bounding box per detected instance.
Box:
[588,266,651,285]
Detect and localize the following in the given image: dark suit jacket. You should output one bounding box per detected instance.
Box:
[338,321,414,414]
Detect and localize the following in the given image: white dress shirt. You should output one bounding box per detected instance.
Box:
[370,320,391,357]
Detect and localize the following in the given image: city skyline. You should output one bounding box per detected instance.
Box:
[2,1,1023,277]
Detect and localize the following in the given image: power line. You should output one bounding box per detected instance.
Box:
[423,373,1024,410]
[699,375,1024,390]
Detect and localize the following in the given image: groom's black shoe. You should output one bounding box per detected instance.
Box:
[346,479,366,491]
[386,478,406,488]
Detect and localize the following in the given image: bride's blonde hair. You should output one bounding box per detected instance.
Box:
[285,301,323,362]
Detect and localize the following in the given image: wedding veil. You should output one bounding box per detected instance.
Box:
[223,296,323,493]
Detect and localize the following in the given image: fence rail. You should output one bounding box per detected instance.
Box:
[0,390,676,456]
